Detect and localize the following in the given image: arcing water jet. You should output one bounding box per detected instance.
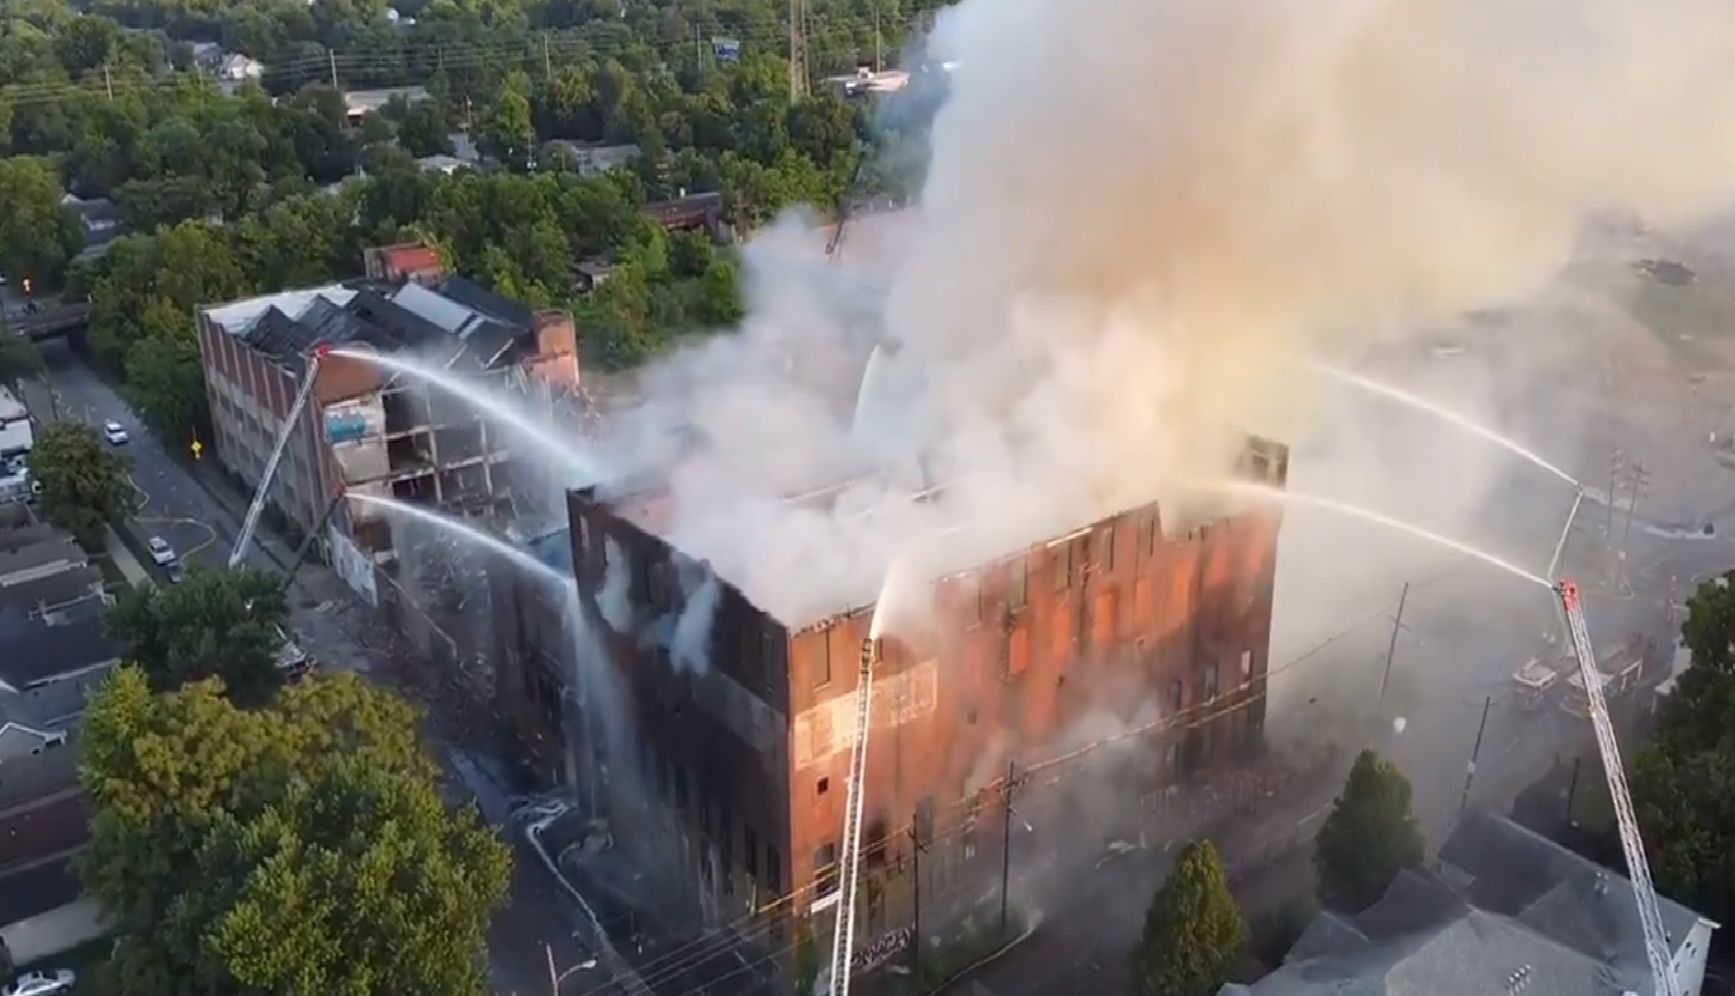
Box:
[1209,480,1551,588]
[329,347,598,485]
[344,492,572,591]
[1309,362,1580,488]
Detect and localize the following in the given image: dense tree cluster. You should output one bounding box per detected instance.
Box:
[5,0,944,437]
[30,420,133,548]
[107,567,291,706]
[79,667,511,996]
[1632,575,1735,928]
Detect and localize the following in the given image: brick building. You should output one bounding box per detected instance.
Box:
[195,257,581,605]
[534,437,1288,947]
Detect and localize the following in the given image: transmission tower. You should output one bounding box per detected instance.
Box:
[788,0,810,104]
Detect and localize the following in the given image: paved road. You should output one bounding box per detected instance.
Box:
[18,341,604,996]
[21,340,244,574]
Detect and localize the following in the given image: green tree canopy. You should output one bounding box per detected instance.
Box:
[1314,749,1425,912]
[106,567,289,706]
[0,155,83,289]
[1129,839,1245,996]
[1632,577,1735,927]
[32,422,132,549]
[79,667,511,996]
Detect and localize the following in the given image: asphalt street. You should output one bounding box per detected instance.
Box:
[14,339,605,996]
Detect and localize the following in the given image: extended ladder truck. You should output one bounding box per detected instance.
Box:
[1556,579,1680,996]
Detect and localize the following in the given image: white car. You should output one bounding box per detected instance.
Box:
[4,969,77,996]
[103,419,129,444]
[147,535,177,567]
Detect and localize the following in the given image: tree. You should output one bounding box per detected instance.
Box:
[1129,839,1245,996]
[32,422,131,549]
[1630,577,1735,927]
[0,156,83,289]
[1680,571,1735,675]
[479,71,535,169]
[79,668,511,996]
[1314,749,1425,911]
[0,329,44,387]
[107,568,288,706]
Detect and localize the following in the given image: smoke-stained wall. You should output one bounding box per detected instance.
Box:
[553,436,1286,931]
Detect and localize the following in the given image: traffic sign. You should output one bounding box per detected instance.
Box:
[190,439,203,461]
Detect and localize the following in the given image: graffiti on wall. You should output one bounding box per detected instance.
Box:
[793,658,937,769]
[851,926,912,974]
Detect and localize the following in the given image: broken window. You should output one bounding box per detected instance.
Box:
[767,845,782,896]
[1054,544,1071,591]
[815,842,839,895]
[815,631,832,687]
[915,796,936,846]
[1143,513,1159,560]
[1240,650,1253,685]
[1170,679,1184,713]
[1008,560,1028,612]
[1097,524,1115,572]
[1205,661,1220,701]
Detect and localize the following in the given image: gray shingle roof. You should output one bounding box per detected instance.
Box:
[1233,812,1715,996]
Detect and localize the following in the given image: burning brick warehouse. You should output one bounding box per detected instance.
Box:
[552,435,1288,936]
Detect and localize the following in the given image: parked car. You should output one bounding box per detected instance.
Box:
[147,535,177,567]
[165,560,186,584]
[103,419,129,444]
[4,969,77,996]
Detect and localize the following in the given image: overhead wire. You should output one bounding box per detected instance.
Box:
[567,562,1480,996]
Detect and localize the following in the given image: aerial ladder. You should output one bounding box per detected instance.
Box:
[1556,579,1680,996]
[825,638,880,996]
[229,346,326,569]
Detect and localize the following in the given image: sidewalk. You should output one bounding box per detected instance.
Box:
[103,526,151,588]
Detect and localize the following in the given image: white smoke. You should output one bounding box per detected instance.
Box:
[597,536,632,632]
[670,561,722,674]
[592,0,1735,627]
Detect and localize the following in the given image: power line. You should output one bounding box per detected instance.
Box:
[567,577,1471,996]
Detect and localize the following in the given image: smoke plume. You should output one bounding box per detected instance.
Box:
[592,0,1735,627]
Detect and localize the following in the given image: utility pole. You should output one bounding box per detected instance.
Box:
[1564,756,1582,824]
[908,816,924,982]
[873,1,883,73]
[999,759,1017,934]
[545,943,559,996]
[788,0,810,104]
[1604,448,1624,541]
[1458,696,1493,816]
[1379,581,1410,708]
[103,64,113,100]
[543,32,553,78]
[1619,461,1649,587]
[329,49,339,90]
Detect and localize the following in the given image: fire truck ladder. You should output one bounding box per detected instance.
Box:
[1556,579,1680,996]
[229,349,324,569]
[826,638,879,996]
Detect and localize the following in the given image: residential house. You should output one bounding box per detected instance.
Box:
[342,86,430,126]
[59,193,126,249]
[216,53,265,95]
[542,140,641,178]
[1225,810,1721,996]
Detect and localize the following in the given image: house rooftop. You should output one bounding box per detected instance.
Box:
[203,276,545,379]
[1235,811,1717,996]
[0,534,85,584]
[0,597,117,692]
[0,565,105,616]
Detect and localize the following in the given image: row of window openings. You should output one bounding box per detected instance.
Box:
[650,754,784,899]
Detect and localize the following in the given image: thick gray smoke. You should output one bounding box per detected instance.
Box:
[589,0,1735,627]
[670,561,722,674]
[597,537,632,631]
